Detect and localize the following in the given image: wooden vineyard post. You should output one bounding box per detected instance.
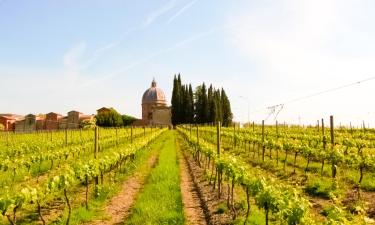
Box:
[116,127,118,146]
[190,124,192,139]
[216,122,222,198]
[217,122,221,158]
[233,124,236,148]
[252,121,255,132]
[94,126,99,185]
[197,124,200,144]
[330,116,334,147]
[321,118,326,175]
[65,129,68,146]
[317,120,320,132]
[143,127,146,138]
[131,126,133,145]
[94,127,98,159]
[196,125,200,166]
[6,131,9,147]
[70,130,73,144]
[330,115,337,179]
[262,120,265,162]
[362,120,366,133]
[276,120,279,137]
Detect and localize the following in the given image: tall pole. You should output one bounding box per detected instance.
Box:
[131,126,133,144]
[217,122,221,158]
[262,120,265,162]
[94,126,99,185]
[196,125,199,144]
[330,116,334,147]
[94,127,98,159]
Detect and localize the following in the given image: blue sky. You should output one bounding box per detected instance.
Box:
[1,0,375,126]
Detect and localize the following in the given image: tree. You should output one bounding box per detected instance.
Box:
[171,75,179,125]
[171,74,183,125]
[80,118,96,129]
[194,83,209,124]
[171,74,232,126]
[187,84,195,123]
[122,115,136,126]
[221,88,233,126]
[214,89,223,123]
[95,108,123,127]
[181,85,188,124]
[207,85,216,123]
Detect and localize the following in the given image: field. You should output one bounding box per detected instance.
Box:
[1,124,375,225]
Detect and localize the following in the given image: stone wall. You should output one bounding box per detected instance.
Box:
[151,107,171,126]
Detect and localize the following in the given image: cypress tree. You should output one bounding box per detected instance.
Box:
[188,84,194,123]
[214,89,222,123]
[171,75,179,125]
[194,85,202,123]
[221,88,233,126]
[171,74,232,126]
[207,84,215,123]
[177,74,183,124]
[181,85,189,124]
[201,83,209,124]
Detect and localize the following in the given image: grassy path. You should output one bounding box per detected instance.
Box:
[124,131,185,225]
[177,135,208,225]
[51,133,166,225]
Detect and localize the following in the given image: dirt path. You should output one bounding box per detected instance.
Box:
[89,153,159,225]
[177,142,208,225]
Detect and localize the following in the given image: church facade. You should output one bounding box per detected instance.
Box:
[140,79,171,126]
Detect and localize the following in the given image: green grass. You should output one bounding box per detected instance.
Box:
[125,131,184,225]
[48,135,166,225]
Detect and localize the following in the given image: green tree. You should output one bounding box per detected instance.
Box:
[187,84,195,123]
[207,84,216,123]
[122,115,136,126]
[221,88,233,126]
[95,108,123,127]
[171,75,179,125]
[80,118,96,129]
[214,89,222,123]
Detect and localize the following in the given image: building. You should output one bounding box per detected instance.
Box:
[140,78,171,126]
[0,114,23,131]
[15,114,37,132]
[11,111,94,132]
[45,112,63,130]
[58,111,94,129]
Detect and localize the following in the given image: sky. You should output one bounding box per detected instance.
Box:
[1,0,375,127]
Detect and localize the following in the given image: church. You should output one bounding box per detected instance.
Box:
[138,78,172,126]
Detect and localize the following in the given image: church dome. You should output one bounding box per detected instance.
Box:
[142,79,167,105]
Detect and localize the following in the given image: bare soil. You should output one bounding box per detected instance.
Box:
[88,154,159,225]
[177,144,208,225]
[178,142,234,225]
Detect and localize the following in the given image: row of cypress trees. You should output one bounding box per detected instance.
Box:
[171,74,233,126]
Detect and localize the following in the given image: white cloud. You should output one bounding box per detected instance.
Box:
[166,0,198,24]
[81,27,217,87]
[142,0,176,28]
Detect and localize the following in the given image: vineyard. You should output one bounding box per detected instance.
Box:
[0,127,167,225]
[177,121,375,224]
[1,123,375,224]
